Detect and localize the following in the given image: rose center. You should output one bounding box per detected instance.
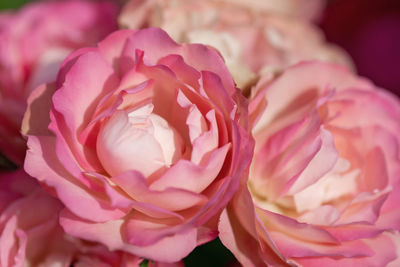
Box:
[250,157,359,221]
[96,104,184,177]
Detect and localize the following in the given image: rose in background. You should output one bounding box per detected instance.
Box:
[220,61,400,266]
[0,170,144,267]
[321,0,400,96]
[0,0,118,165]
[120,0,327,28]
[211,0,326,22]
[119,0,351,89]
[23,27,252,263]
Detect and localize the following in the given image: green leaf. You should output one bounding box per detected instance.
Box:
[184,238,237,267]
[139,259,149,267]
[0,0,30,10]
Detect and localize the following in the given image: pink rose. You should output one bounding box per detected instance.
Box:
[119,0,350,89]
[0,0,118,165]
[219,62,400,266]
[23,28,252,263]
[0,170,142,267]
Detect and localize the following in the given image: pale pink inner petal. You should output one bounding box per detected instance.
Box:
[252,113,324,200]
[177,90,208,143]
[97,107,183,177]
[336,188,391,225]
[190,110,219,165]
[297,205,341,226]
[287,127,338,195]
[149,113,184,167]
[293,158,358,213]
[150,143,231,192]
[97,109,164,177]
[111,170,207,211]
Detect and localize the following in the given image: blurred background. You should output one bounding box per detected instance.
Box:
[321,0,400,96]
[1,0,399,93]
[0,0,399,266]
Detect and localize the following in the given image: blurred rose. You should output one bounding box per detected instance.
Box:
[120,0,326,28]
[219,62,400,266]
[0,0,118,165]
[23,28,252,262]
[0,170,142,267]
[212,0,326,21]
[119,0,350,89]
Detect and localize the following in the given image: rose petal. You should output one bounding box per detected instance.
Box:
[112,170,207,211]
[60,210,198,263]
[150,143,231,192]
[25,136,125,222]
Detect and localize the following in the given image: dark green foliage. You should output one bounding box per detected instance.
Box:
[0,154,17,171]
[184,238,236,267]
[0,0,30,10]
[139,259,149,267]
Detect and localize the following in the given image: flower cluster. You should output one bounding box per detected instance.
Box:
[1,0,399,266]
